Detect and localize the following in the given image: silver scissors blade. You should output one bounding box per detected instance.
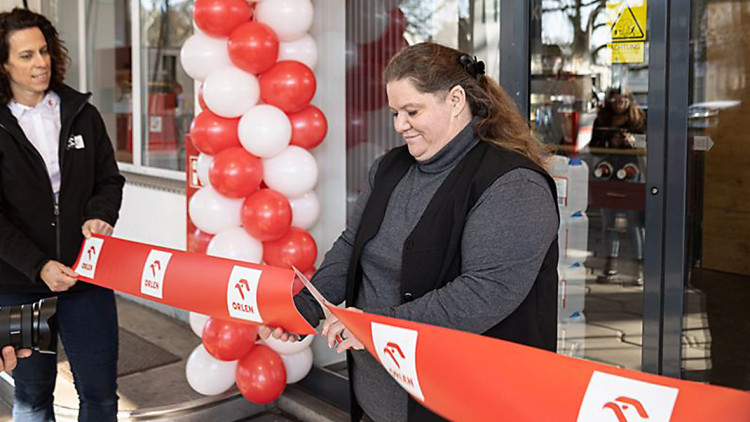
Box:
[292,265,331,318]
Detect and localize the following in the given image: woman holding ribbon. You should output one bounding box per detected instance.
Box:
[261,42,559,422]
[0,8,124,421]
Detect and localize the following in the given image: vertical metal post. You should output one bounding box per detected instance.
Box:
[499,0,529,117]
[77,0,86,92]
[661,0,692,378]
[641,0,670,376]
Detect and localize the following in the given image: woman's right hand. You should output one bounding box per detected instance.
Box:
[40,260,78,292]
[257,325,300,342]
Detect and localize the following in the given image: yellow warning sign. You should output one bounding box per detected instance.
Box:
[612,42,644,63]
[607,0,647,63]
[607,0,647,43]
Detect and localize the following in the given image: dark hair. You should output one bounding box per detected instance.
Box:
[0,8,69,104]
[383,42,550,169]
[598,87,646,131]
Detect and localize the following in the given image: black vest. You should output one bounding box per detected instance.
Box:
[346,141,559,422]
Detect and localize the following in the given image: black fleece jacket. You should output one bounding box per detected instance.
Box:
[0,83,124,293]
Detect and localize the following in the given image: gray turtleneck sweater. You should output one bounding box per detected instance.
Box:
[294,123,558,422]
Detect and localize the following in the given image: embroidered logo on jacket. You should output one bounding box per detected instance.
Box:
[66,134,84,150]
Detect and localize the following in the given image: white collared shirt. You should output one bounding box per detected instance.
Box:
[8,91,62,194]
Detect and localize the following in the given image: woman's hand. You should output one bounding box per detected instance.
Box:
[0,346,31,372]
[321,308,365,354]
[40,260,78,292]
[82,218,114,238]
[257,325,300,342]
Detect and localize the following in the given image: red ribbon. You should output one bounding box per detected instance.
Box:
[331,307,750,422]
[73,235,315,335]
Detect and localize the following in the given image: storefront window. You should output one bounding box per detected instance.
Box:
[683,0,750,390]
[86,0,194,176]
[345,0,500,214]
[139,1,194,171]
[531,0,649,369]
[87,0,133,164]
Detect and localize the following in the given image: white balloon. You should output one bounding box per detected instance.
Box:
[188,186,243,235]
[289,191,320,230]
[346,0,388,45]
[203,67,260,118]
[180,33,232,82]
[238,105,292,158]
[255,0,314,42]
[280,347,313,383]
[261,332,314,355]
[189,312,210,337]
[278,35,318,70]
[196,153,213,187]
[186,344,238,396]
[262,146,319,198]
[206,227,264,264]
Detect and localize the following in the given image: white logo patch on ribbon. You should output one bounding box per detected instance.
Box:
[577,371,679,422]
[140,250,172,299]
[75,237,104,279]
[371,322,424,402]
[226,266,263,323]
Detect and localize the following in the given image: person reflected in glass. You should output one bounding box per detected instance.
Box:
[261,42,560,422]
[0,8,124,421]
[590,87,646,284]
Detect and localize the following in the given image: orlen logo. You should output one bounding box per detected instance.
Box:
[140,250,172,299]
[226,266,263,323]
[577,371,679,422]
[371,322,424,402]
[74,237,104,279]
[383,342,405,369]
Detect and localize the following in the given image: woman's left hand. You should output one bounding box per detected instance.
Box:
[321,307,365,354]
[82,219,113,238]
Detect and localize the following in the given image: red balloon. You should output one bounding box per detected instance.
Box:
[235,345,286,404]
[293,266,315,295]
[190,111,241,155]
[263,227,317,273]
[202,318,258,361]
[209,147,263,198]
[188,228,213,254]
[288,105,328,150]
[347,65,387,112]
[259,61,317,114]
[228,22,279,75]
[194,0,252,37]
[241,189,292,241]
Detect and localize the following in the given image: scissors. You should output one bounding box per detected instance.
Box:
[291,266,344,347]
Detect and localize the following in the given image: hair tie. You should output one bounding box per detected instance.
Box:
[458,54,486,79]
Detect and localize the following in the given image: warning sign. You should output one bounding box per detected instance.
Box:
[607,0,647,63]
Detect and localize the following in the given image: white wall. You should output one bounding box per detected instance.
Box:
[112,181,188,320]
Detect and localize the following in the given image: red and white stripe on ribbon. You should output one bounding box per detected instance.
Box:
[73,234,315,335]
[331,307,750,422]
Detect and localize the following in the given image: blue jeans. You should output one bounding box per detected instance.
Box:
[0,286,119,421]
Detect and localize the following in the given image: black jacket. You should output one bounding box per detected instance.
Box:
[0,84,125,293]
[346,142,559,422]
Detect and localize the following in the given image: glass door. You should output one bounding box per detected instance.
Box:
[682,0,750,389]
[530,0,653,370]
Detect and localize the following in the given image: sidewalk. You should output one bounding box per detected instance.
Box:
[0,296,348,422]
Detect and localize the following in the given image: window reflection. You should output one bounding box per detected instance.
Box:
[684,0,750,390]
[531,0,648,369]
[345,0,501,215]
[140,1,194,171]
